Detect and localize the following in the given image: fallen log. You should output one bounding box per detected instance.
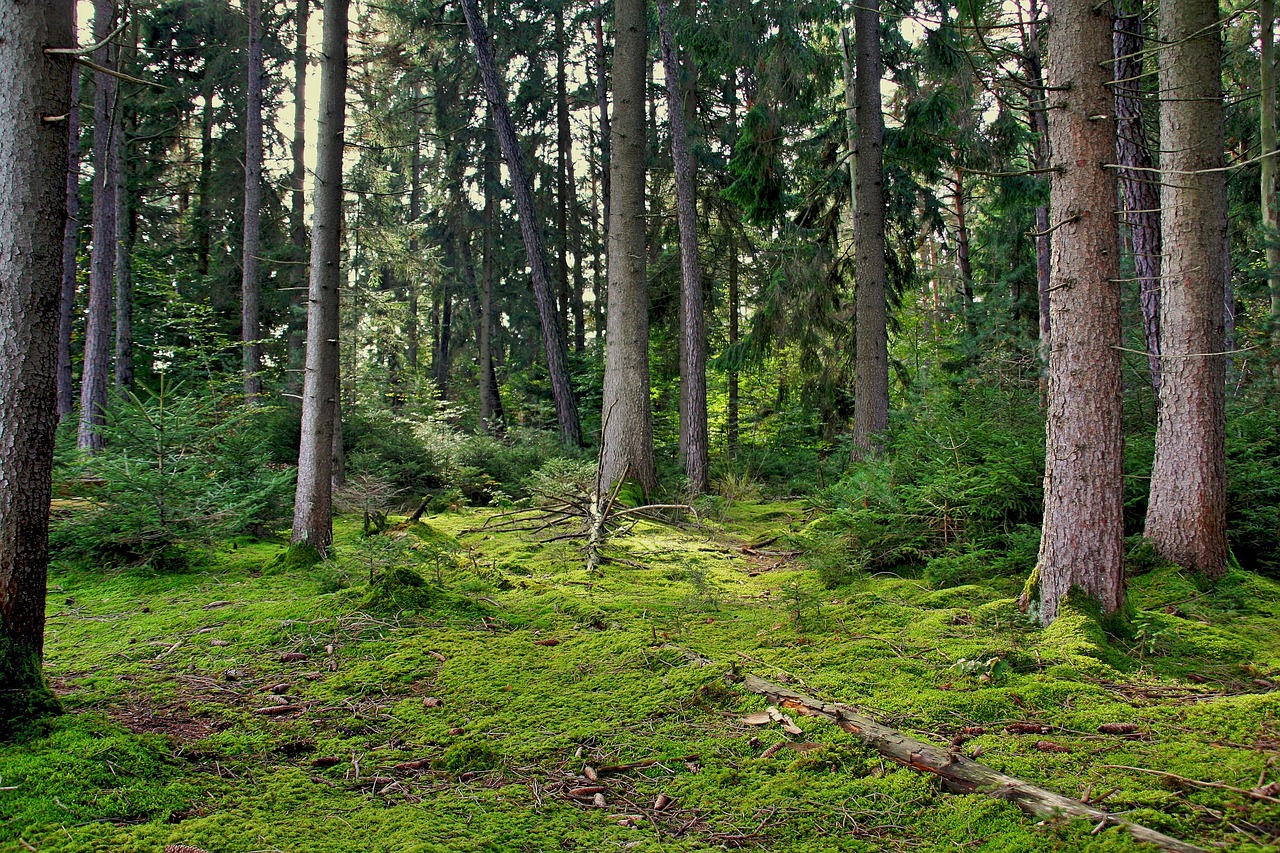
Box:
[743,675,1204,853]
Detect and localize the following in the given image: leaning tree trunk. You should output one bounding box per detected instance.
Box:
[658,0,709,495]
[56,28,80,421]
[0,0,74,737]
[1114,0,1162,393]
[1036,0,1125,624]
[850,0,888,460]
[287,0,309,391]
[78,0,117,452]
[459,0,582,447]
[600,0,658,495]
[242,0,265,401]
[291,0,349,554]
[1144,0,1227,578]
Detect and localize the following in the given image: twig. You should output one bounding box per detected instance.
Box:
[1101,765,1280,805]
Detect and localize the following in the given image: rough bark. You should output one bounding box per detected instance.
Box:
[459,0,582,446]
[658,0,709,495]
[0,0,74,737]
[242,0,265,401]
[291,0,349,554]
[744,676,1205,853]
[78,0,118,452]
[1037,0,1125,624]
[287,0,309,391]
[1144,0,1227,578]
[600,0,657,495]
[1114,0,1162,392]
[57,41,81,421]
[850,0,888,460]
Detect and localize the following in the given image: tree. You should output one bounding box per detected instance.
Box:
[292,0,349,554]
[242,0,265,401]
[1144,0,1227,577]
[112,21,134,394]
[56,12,81,421]
[0,0,74,737]
[600,0,658,494]
[850,0,888,459]
[1035,0,1125,623]
[287,0,310,387]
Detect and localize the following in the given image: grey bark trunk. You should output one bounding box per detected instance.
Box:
[600,0,658,495]
[1144,0,1227,578]
[0,0,74,734]
[1037,0,1125,624]
[291,0,349,554]
[57,43,80,421]
[242,0,265,401]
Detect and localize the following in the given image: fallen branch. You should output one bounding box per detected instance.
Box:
[743,675,1205,853]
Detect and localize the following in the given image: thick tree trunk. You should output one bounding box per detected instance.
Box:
[1037,0,1125,624]
[242,0,265,401]
[459,0,583,446]
[57,45,81,421]
[600,0,657,494]
[658,0,709,495]
[1114,0,1162,392]
[1145,0,1227,578]
[112,62,133,395]
[291,0,349,554]
[78,0,118,452]
[0,0,74,737]
[287,0,309,391]
[850,0,888,460]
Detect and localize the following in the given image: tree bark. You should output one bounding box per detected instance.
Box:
[1114,0,1162,392]
[407,83,422,374]
[850,0,888,460]
[1020,0,1052,349]
[0,0,74,736]
[242,0,265,401]
[292,0,349,554]
[459,0,583,447]
[600,0,658,495]
[57,34,81,421]
[953,168,975,329]
[658,0,709,495]
[196,60,213,278]
[480,125,498,432]
[78,0,118,452]
[287,0,309,391]
[556,6,573,339]
[1264,0,1280,339]
[1144,0,1227,578]
[1037,0,1125,624]
[112,53,133,395]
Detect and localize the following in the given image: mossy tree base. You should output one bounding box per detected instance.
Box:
[0,639,61,741]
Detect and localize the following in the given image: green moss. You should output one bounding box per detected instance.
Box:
[0,637,61,742]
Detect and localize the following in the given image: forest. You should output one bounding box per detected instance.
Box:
[1,0,1280,849]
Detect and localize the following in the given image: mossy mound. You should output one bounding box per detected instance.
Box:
[359,566,486,617]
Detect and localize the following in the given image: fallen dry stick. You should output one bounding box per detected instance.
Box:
[743,674,1204,853]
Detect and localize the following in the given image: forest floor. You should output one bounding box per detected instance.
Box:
[3,502,1280,852]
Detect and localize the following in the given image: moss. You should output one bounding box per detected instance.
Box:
[271,542,323,572]
[0,637,61,742]
[359,565,487,616]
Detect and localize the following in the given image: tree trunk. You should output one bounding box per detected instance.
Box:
[78,0,117,452]
[459,0,583,446]
[0,0,74,737]
[287,0,309,391]
[56,37,81,421]
[726,74,740,462]
[556,7,573,338]
[600,0,658,494]
[1036,0,1125,624]
[196,61,213,278]
[480,125,498,432]
[1145,0,1227,578]
[242,0,265,401]
[840,28,857,248]
[1020,0,1052,350]
[112,42,133,395]
[594,7,611,339]
[658,0,709,495]
[1114,0,1162,392]
[953,168,975,329]
[850,0,888,460]
[292,0,349,554]
[407,84,422,375]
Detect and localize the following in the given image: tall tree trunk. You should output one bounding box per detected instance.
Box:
[1262,0,1280,344]
[459,0,582,446]
[78,0,117,452]
[594,7,611,339]
[112,69,132,394]
[0,0,74,736]
[1145,0,1227,578]
[406,83,422,374]
[850,0,888,460]
[600,0,657,494]
[726,73,740,461]
[242,0,265,401]
[1036,0,1125,624]
[556,6,572,337]
[57,33,81,421]
[196,62,213,278]
[953,168,975,329]
[1114,0,1162,392]
[1020,0,1052,349]
[840,28,857,247]
[480,125,498,432]
[658,0,709,495]
[291,0,349,554]
[287,0,309,391]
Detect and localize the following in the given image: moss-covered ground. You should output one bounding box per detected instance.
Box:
[3,504,1278,852]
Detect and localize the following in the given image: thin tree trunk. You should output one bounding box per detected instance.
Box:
[595,6,611,280]
[850,0,888,460]
[480,125,498,432]
[600,0,657,494]
[196,61,213,278]
[1020,0,1052,348]
[1145,0,1227,578]
[242,0,265,401]
[1114,0,1162,392]
[78,0,117,452]
[0,0,74,735]
[556,7,572,336]
[291,0,348,554]
[1036,0,1125,624]
[459,0,582,446]
[953,168,975,329]
[57,38,81,421]
[727,73,740,461]
[1262,0,1280,345]
[840,28,857,246]
[112,67,132,394]
[658,0,709,495]
[287,0,309,391]
[407,83,422,374]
